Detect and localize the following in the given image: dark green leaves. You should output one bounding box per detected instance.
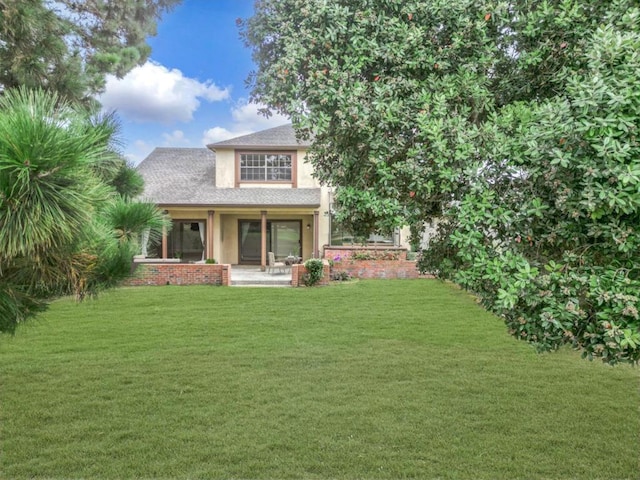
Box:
[243,0,640,364]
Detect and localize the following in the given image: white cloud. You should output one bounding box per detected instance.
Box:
[201,126,252,144]
[201,101,290,145]
[134,139,152,151]
[162,130,190,145]
[99,61,230,124]
[125,139,155,166]
[230,101,289,129]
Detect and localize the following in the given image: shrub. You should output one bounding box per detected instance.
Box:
[331,270,352,282]
[303,259,324,286]
[351,250,400,261]
[205,258,217,264]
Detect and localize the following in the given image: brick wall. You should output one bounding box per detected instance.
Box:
[325,245,408,261]
[324,246,428,280]
[123,263,230,286]
[331,260,423,279]
[291,262,331,287]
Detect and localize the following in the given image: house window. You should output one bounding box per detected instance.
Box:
[330,218,396,246]
[239,153,293,182]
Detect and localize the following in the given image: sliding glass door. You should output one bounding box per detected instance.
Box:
[163,221,205,261]
[238,220,301,264]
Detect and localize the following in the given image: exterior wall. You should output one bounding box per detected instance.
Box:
[397,225,413,250]
[323,246,428,280]
[296,148,318,187]
[317,186,331,256]
[214,149,235,188]
[291,262,331,287]
[217,213,237,264]
[330,260,423,280]
[124,263,230,286]
[419,217,444,250]
[157,208,327,265]
[325,246,408,261]
[213,147,319,189]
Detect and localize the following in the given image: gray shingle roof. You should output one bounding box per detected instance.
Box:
[136,147,321,207]
[207,123,312,149]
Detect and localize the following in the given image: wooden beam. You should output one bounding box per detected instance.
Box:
[207,210,215,260]
[261,210,267,271]
[313,210,320,258]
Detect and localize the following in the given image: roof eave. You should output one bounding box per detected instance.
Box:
[207,144,309,151]
[156,203,321,209]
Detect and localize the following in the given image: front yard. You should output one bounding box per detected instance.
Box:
[1,280,638,479]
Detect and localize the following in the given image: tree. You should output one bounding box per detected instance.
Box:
[0,0,180,103]
[241,0,640,364]
[0,0,177,333]
[0,88,168,333]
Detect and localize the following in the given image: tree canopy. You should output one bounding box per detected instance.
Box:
[0,0,179,103]
[241,0,640,364]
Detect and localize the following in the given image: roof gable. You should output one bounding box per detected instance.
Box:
[207,123,311,150]
[136,146,320,207]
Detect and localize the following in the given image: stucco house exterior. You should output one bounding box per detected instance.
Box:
[137,124,332,270]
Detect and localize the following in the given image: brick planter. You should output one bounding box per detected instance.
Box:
[291,261,331,287]
[331,260,422,279]
[324,246,427,280]
[123,262,230,286]
[325,245,408,261]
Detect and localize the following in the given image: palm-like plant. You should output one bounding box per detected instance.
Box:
[102,197,168,247]
[0,88,114,331]
[0,88,112,260]
[92,197,170,289]
[0,88,168,333]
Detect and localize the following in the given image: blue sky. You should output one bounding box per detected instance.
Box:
[98,0,288,164]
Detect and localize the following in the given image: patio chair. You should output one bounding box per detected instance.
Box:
[267,252,290,274]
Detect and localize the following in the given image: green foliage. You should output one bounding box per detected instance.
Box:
[101,197,168,247]
[242,0,640,364]
[0,0,179,331]
[0,0,180,102]
[205,258,217,264]
[110,162,145,199]
[421,9,640,364]
[0,88,116,314]
[303,258,324,286]
[0,88,168,332]
[351,250,400,261]
[0,89,111,258]
[330,270,351,281]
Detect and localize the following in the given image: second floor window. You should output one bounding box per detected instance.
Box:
[239,153,292,181]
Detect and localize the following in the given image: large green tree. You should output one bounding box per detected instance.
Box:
[242,0,640,363]
[0,0,180,103]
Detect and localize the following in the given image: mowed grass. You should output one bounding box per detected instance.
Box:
[1,280,638,479]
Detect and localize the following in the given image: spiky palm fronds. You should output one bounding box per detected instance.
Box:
[0,87,112,260]
[0,87,122,332]
[101,197,170,247]
[0,281,47,334]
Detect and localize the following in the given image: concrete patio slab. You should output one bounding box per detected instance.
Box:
[230,265,292,287]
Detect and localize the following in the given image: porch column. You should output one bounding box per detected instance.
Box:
[260,210,267,271]
[313,210,320,258]
[162,225,168,259]
[207,210,215,260]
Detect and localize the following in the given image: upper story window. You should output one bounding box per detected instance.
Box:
[239,153,293,182]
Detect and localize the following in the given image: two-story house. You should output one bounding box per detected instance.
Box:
[137,124,331,269]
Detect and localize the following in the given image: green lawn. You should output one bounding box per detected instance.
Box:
[1,280,638,479]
